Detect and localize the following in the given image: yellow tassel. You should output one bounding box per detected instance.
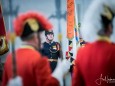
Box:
[58,33,62,42]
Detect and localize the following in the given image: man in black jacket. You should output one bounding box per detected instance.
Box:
[42,30,63,72]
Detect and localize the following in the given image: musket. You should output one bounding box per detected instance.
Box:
[10,33,17,78]
[7,33,22,86]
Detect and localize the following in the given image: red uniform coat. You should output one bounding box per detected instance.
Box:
[72,40,115,86]
[2,46,59,86]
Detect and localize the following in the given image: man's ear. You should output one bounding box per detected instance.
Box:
[46,36,48,40]
[107,24,113,35]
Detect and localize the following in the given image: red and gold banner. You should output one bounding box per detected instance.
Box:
[67,0,75,39]
[0,4,8,55]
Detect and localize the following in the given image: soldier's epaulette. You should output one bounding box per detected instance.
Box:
[55,42,60,50]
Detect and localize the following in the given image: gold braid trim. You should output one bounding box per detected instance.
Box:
[0,36,9,55]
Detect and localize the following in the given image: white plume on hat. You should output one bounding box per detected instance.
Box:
[80,0,115,42]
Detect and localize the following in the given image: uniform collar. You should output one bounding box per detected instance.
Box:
[20,42,35,50]
[46,41,54,44]
[97,36,111,43]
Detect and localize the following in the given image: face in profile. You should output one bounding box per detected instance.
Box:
[46,33,54,41]
[32,33,40,49]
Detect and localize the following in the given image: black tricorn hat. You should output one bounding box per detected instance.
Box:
[45,30,54,36]
[13,12,53,38]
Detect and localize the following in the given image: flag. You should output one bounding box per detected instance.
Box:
[67,0,75,40]
[66,0,75,63]
[0,4,8,55]
[66,0,80,64]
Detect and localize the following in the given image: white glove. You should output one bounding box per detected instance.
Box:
[52,59,71,86]
[7,76,23,86]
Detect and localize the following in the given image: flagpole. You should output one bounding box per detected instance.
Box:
[74,0,80,46]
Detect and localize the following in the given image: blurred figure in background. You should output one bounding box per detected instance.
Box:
[79,38,86,47]
[2,11,71,86]
[72,0,115,86]
[41,30,63,72]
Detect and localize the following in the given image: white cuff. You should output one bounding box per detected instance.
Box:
[52,59,71,86]
[7,76,23,86]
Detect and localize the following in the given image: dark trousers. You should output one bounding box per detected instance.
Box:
[50,62,57,73]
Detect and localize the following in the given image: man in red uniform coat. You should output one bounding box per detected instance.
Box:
[2,12,71,86]
[72,0,115,86]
